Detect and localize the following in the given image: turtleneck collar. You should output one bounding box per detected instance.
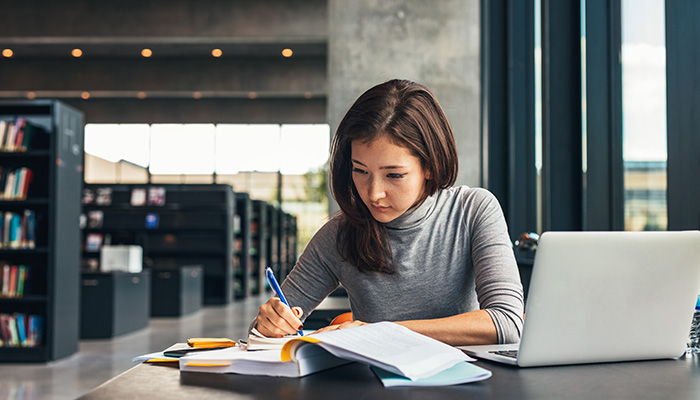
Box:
[383,191,438,230]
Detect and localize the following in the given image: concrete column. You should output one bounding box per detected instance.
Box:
[327,0,481,213]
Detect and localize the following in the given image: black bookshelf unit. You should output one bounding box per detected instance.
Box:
[234,192,252,299]
[81,183,235,305]
[0,100,84,362]
[249,200,268,295]
[265,203,281,291]
[280,212,298,282]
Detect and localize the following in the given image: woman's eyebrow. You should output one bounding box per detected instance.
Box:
[351,159,406,170]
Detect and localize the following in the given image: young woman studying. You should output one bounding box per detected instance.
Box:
[255,79,524,346]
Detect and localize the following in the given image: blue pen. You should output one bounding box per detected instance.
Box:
[265,267,304,336]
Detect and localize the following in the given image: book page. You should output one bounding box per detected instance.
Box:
[302,322,472,380]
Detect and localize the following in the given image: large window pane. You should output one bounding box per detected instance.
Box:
[279,124,330,175]
[150,124,216,175]
[85,124,150,167]
[215,124,281,174]
[621,0,667,231]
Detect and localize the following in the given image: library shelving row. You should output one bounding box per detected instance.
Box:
[80,184,298,305]
[81,183,235,305]
[0,100,84,362]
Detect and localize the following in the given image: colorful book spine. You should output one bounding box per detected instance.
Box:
[0,313,43,347]
[0,264,30,297]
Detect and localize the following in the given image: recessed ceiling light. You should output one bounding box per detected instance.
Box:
[212,48,223,57]
[137,92,147,99]
[248,92,257,99]
[141,48,153,58]
[2,49,13,58]
[81,91,90,100]
[282,48,293,57]
[71,48,83,57]
[193,91,202,99]
[26,92,36,100]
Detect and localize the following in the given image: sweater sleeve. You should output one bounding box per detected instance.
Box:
[467,189,524,344]
[277,217,342,322]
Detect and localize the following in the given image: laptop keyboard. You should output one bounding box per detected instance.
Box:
[489,350,519,359]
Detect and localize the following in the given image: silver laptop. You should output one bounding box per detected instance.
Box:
[459,231,700,367]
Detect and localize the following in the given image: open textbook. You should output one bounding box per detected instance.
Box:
[179,322,491,386]
[244,327,301,350]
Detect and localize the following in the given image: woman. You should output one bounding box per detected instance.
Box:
[256,79,524,346]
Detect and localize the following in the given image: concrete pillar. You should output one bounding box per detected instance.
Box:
[327,0,481,213]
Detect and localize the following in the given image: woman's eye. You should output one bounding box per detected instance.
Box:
[387,173,406,179]
[352,167,367,174]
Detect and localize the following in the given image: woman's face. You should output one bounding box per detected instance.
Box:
[351,136,430,223]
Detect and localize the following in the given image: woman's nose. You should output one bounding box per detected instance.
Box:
[367,177,386,202]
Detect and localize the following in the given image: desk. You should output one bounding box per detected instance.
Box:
[80,354,700,399]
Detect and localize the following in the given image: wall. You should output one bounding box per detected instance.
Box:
[327,0,481,213]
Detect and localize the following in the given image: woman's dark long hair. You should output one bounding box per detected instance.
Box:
[329,79,458,273]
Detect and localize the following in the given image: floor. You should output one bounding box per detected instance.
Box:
[0,295,267,400]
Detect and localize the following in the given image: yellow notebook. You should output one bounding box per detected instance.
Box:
[187,337,236,348]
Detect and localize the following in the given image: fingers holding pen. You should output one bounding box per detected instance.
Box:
[256,297,304,337]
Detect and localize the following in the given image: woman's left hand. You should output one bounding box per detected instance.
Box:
[313,320,368,334]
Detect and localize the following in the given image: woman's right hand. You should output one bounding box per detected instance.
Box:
[256,297,304,337]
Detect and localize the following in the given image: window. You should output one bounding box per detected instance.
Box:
[84,123,331,251]
[621,0,667,231]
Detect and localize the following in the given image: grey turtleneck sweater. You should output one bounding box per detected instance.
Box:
[280,186,524,344]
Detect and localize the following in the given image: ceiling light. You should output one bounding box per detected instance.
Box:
[81,91,90,99]
[192,91,202,99]
[137,92,147,99]
[211,48,222,57]
[281,48,293,57]
[2,49,13,58]
[26,92,36,100]
[141,48,153,58]
[71,48,83,57]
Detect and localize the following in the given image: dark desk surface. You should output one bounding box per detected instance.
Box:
[80,354,700,400]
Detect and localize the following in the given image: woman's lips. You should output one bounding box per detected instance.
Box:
[371,204,389,212]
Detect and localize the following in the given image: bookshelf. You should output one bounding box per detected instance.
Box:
[280,212,298,281]
[265,203,281,290]
[81,183,235,305]
[250,200,268,295]
[234,192,252,299]
[0,100,84,362]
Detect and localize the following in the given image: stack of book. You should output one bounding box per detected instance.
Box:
[0,210,37,249]
[0,313,43,347]
[0,118,38,152]
[0,167,34,200]
[0,263,29,297]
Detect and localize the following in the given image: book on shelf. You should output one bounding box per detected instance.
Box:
[0,210,36,249]
[176,322,490,387]
[82,188,95,205]
[0,167,33,200]
[0,313,44,348]
[130,188,147,206]
[145,213,159,229]
[147,186,166,206]
[95,187,112,206]
[85,233,103,252]
[0,264,29,298]
[87,210,104,229]
[0,117,39,152]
